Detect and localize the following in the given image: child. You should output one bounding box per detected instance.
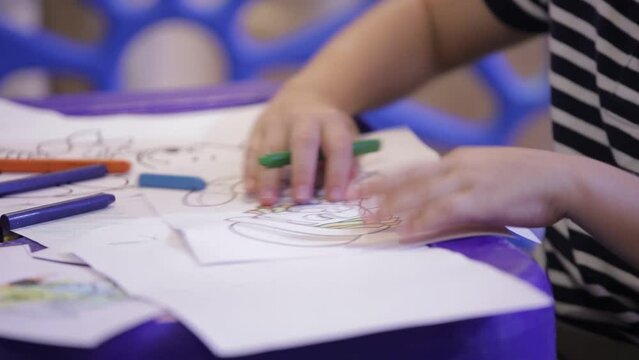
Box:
[243,0,639,358]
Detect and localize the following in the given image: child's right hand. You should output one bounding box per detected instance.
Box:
[244,89,359,206]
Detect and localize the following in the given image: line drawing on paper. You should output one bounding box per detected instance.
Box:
[1,130,245,200]
[182,176,244,207]
[0,130,135,198]
[0,129,134,160]
[37,129,134,159]
[135,142,241,170]
[1,129,242,168]
[226,199,400,248]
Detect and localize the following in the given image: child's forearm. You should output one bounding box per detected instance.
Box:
[283,0,530,114]
[564,157,639,268]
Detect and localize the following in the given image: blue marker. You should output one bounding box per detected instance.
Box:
[138,173,206,191]
[0,164,107,197]
[1,193,116,231]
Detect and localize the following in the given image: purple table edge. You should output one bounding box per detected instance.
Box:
[0,81,555,360]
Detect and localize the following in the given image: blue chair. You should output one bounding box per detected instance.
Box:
[0,0,548,147]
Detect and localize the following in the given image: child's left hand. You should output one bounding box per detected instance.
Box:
[348,147,578,235]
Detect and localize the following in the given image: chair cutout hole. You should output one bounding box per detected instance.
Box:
[50,72,94,95]
[410,66,495,123]
[0,68,50,98]
[0,0,42,34]
[121,19,228,91]
[241,0,365,41]
[42,0,106,44]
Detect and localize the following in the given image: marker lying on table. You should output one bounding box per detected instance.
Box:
[258,138,381,168]
[138,173,207,191]
[0,158,131,174]
[0,193,116,233]
[0,164,107,197]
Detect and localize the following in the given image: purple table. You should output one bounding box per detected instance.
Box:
[1,82,555,360]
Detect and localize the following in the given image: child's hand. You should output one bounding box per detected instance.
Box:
[349,147,577,235]
[244,90,359,206]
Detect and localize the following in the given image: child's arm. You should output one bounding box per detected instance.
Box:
[351,148,639,268]
[565,157,639,268]
[244,0,533,205]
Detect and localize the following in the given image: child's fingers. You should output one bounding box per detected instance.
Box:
[349,160,360,181]
[290,121,321,203]
[243,126,264,195]
[257,128,289,206]
[321,120,355,201]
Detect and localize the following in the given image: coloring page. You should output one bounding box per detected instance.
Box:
[0,246,160,347]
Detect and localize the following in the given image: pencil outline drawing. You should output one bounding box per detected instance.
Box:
[1,129,245,201]
[181,176,244,207]
[226,198,401,248]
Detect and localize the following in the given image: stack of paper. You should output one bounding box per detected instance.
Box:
[77,239,551,357]
[0,99,550,355]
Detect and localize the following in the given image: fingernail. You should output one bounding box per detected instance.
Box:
[259,188,277,206]
[295,186,311,203]
[245,178,256,194]
[328,186,343,201]
[349,166,359,181]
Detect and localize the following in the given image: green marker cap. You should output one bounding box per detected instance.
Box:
[259,139,381,168]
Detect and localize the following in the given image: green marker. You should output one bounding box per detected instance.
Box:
[259,139,381,168]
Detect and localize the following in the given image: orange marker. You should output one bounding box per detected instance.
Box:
[0,159,131,174]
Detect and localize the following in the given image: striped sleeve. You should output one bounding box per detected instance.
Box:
[483,0,550,33]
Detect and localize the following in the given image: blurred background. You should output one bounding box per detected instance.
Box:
[0,0,551,150]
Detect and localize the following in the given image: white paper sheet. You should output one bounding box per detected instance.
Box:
[506,226,542,243]
[0,99,262,213]
[13,192,174,265]
[76,239,551,357]
[0,246,162,347]
[181,205,517,265]
[0,100,262,261]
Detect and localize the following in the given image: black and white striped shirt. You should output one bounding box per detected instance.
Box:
[485,0,639,344]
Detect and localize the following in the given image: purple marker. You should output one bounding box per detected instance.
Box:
[0,164,107,197]
[1,193,116,231]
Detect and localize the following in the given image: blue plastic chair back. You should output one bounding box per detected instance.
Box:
[0,0,548,147]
